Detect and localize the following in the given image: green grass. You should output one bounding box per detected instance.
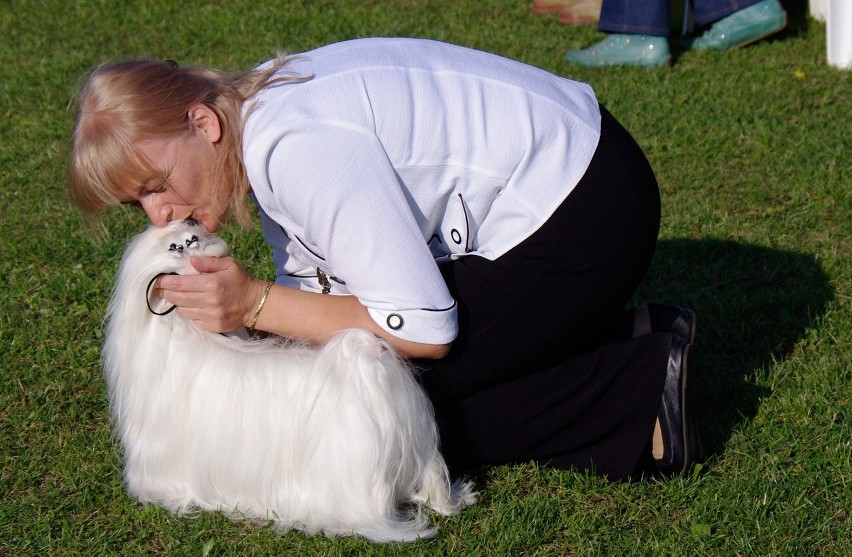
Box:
[1,0,850,555]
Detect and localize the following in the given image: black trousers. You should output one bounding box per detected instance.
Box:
[416,106,672,480]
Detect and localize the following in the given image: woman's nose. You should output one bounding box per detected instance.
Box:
[139,196,171,227]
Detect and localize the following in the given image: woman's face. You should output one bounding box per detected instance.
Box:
[121,104,227,232]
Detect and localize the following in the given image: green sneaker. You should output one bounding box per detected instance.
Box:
[687,0,787,51]
[565,34,671,68]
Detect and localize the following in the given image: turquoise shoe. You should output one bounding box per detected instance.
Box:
[565,34,671,68]
[687,0,787,51]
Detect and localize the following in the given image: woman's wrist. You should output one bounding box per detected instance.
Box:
[245,279,274,332]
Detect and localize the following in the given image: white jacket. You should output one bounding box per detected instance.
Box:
[243,38,601,344]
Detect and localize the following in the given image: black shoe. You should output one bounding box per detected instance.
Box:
[655,335,702,476]
[633,303,696,344]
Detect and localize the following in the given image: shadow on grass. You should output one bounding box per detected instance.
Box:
[639,238,834,459]
[780,0,814,36]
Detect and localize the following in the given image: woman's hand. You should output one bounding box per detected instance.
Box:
[156,256,452,359]
[156,255,266,333]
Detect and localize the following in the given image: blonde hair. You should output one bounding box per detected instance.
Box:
[69,55,311,226]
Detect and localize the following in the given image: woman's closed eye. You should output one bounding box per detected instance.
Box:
[146,177,170,194]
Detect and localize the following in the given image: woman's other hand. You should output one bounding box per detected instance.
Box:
[156,255,266,333]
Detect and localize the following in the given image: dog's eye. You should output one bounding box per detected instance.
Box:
[185,235,199,248]
[169,243,184,253]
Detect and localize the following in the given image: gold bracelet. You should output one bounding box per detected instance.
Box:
[246,280,274,332]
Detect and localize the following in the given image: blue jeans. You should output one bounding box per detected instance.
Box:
[599,0,764,36]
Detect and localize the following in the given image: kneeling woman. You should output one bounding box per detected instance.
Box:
[70,38,700,480]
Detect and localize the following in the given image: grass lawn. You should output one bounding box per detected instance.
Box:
[1,0,849,555]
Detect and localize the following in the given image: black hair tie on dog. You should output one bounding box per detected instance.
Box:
[146,272,179,316]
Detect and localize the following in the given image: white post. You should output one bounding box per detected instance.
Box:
[827,0,852,69]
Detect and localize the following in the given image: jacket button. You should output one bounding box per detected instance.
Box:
[387,313,404,330]
[450,229,462,244]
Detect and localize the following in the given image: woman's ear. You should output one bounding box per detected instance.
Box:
[187,103,222,144]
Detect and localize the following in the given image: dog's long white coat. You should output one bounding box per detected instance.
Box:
[104,221,474,542]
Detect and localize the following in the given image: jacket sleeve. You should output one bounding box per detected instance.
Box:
[252,119,459,345]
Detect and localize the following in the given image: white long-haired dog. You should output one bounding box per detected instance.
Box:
[103,219,475,543]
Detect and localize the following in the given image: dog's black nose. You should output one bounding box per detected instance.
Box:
[184,217,200,227]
